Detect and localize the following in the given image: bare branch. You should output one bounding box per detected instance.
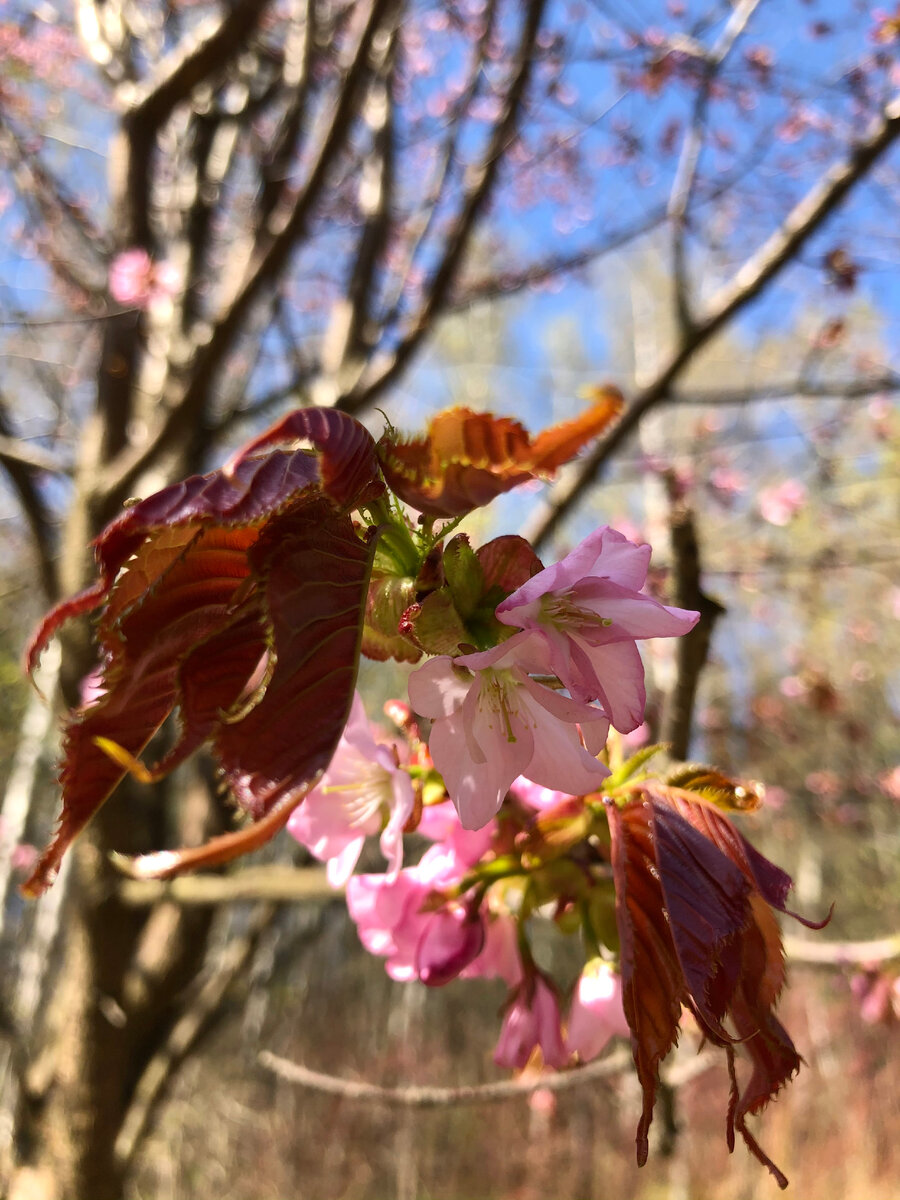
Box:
[343,0,549,411]
[0,399,61,602]
[125,0,273,131]
[376,0,499,334]
[260,1045,720,1108]
[659,484,726,760]
[256,0,316,228]
[117,865,334,906]
[525,95,900,550]
[260,1047,636,1107]
[667,1,762,330]
[99,0,393,501]
[783,933,900,967]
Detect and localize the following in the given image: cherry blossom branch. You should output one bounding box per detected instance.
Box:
[526,94,900,550]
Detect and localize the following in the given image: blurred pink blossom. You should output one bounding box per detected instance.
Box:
[758,480,806,526]
[878,766,900,803]
[566,960,630,1062]
[109,248,180,310]
[494,974,568,1070]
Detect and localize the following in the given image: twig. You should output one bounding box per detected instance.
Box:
[259,1045,720,1108]
[117,865,334,906]
[783,933,900,967]
[260,1047,635,1106]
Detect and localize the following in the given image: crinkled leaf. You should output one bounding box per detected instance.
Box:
[25,414,384,895]
[22,526,266,896]
[361,572,421,663]
[651,802,752,1040]
[653,785,830,929]
[124,506,377,881]
[223,406,384,510]
[605,799,685,1167]
[27,449,320,672]
[376,394,622,517]
[214,506,374,816]
[665,764,764,812]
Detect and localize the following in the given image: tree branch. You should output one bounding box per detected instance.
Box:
[343,0,549,411]
[0,399,61,602]
[658,483,725,760]
[525,95,900,550]
[260,1047,636,1107]
[99,0,393,502]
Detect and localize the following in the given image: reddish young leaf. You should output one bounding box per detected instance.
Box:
[476,535,544,593]
[606,799,685,1166]
[376,392,622,517]
[24,420,383,896]
[607,793,809,1188]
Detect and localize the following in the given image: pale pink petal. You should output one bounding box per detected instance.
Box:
[567,962,629,1062]
[325,836,366,888]
[578,639,646,733]
[517,689,609,796]
[408,655,471,718]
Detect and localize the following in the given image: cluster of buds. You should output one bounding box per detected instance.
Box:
[23,399,825,1187]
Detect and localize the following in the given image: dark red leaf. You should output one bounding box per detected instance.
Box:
[223,406,384,509]
[606,799,685,1166]
[24,419,383,894]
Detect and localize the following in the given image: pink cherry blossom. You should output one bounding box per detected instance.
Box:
[494,526,698,731]
[345,809,491,983]
[494,973,568,1070]
[287,692,414,886]
[109,248,181,310]
[415,906,485,986]
[462,912,523,986]
[566,960,630,1062]
[408,630,610,830]
[758,479,807,526]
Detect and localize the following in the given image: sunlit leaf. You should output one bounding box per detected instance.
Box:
[376,392,622,517]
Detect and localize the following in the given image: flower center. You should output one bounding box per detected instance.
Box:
[323,765,393,828]
[540,591,612,632]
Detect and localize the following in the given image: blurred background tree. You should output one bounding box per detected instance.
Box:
[0,1,898,1197]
